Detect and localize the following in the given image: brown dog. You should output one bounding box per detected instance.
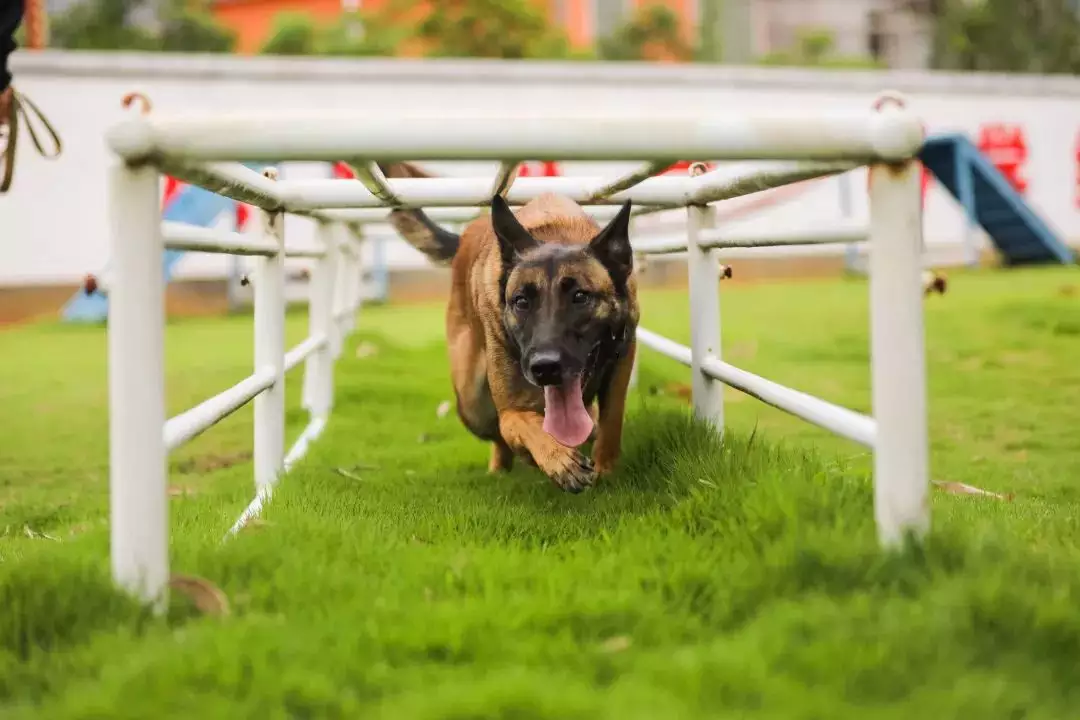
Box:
[377,162,640,492]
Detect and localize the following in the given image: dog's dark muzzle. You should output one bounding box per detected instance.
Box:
[526,349,565,387]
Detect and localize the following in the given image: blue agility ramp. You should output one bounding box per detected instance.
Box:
[61,183,240,323]
[919,133,1076,267]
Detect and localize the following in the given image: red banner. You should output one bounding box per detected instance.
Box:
[977,123,1028,195]
[1075,130,1080,209]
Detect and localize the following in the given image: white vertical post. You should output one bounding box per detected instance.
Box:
[868,101,930,548]
[343,229,361,332]
[839,171,860,273]
[304,222,337,418]
[108,162,168,610]
[351,234,364,320]
[328,234,345,360]
[253,168,286,495]
[687,201,724,432]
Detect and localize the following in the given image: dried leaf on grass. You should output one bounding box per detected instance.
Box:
[647,383,693,403]
[933,480,1013,501]
[168,485,197,497]
[354,341,379,359]
[598,635,632,653]
[665,383,693,402]
[436,400,452,419]
[169,574,230,617]
[175,450,252,474]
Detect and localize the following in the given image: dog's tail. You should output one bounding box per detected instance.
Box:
[375,161,461,264]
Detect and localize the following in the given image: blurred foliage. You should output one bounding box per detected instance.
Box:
[316,12,408,57]
[370,0,577,60]
[599,5,694,62]
[259,10,406,57]
[697,0,721,62]
[159,3,236,53]
[48,0,1080,78]
[758,28,885,69]
[50,0,235,52]
[928,0,1080,73]
[258,12,319,56]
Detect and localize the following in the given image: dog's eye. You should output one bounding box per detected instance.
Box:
[572,290,590,305]
[512,295,529,311]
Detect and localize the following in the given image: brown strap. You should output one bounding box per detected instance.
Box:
[1,88,63,194]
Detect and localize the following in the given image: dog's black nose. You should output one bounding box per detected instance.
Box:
[528,351,564,386]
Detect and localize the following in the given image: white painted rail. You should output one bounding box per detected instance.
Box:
[104,90,930,611]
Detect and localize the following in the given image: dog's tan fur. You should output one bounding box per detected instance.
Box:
[379,162,640,491]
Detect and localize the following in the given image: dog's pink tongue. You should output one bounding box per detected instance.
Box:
[542,376,593,447]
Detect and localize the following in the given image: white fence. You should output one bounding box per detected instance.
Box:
[105,91,929,610]
[107,160,364,611]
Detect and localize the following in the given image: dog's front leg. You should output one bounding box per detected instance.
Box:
[498,410,595,493]
[592,339,636,476]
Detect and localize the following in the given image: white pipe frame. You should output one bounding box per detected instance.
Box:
[104,91,929,611]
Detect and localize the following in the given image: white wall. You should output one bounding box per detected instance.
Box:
[2,50,1080,287]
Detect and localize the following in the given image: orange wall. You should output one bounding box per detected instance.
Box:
[213,0,696,56]
[214,0,347,54]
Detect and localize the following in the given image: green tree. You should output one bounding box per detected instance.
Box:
[159,1,236,53]
[697,0,722,62]
[315,11,407,57]
[374,0,574,60]
[259,10,403,57]
[50,0,234,53]
[757,27,884,69]
[599,5,694,62]
[50,0,156,51]
[926,0,1080,73]
[259,12,319,55]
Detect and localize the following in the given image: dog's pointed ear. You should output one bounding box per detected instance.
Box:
[589,200,633,285]
[491,194,539,267]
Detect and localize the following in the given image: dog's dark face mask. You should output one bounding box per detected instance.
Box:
[493,195,634,447]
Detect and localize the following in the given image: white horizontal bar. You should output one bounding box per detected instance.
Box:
[163,221,279,255]
[280,176,695,210]
[690,161,857,205]
[632,235,690,255]
[636,327,693,365]
[700,355,876,448]
[700,222,868,250]
[584,160,670,201]
[321,204,634,224]
[632,222,868,256]
[288,165,852,214]
[106,107,924,163]
[225,415,327,537]
[163,367,276,452]
[283,335,327,373]
[636,327,875,448]
[152,159,342,228]
[162,221,326,258]
[155,161,285,212]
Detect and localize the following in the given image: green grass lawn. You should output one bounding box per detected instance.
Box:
[2,266,1080,718]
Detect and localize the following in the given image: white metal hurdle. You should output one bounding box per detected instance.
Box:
[105,91,928,610]
[105,160,364,611]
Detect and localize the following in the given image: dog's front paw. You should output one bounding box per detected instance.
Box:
[547,447,596,494]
